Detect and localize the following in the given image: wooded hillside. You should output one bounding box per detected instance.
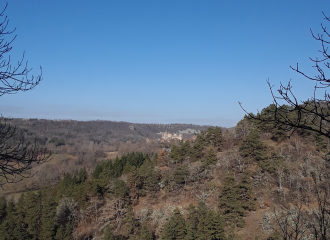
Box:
[1,104,329,239]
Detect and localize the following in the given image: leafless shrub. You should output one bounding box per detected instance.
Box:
[56,197,79,228]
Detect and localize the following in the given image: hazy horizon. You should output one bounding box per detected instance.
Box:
[2,1,330,128]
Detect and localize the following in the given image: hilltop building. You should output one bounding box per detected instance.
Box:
[160,131,182,141]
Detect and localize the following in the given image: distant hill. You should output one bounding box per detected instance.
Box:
[5,118,211,145]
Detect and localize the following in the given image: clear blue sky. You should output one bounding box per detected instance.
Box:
[1,0,329,127]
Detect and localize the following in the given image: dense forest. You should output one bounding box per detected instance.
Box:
[1,103,329,239]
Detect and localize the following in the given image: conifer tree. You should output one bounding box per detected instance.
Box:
[15,193,29,240]
[173,165,189,185]
[124,205,138,237]
[196,216,207,240]
[25,191,42,239]
[181,140,191,158]
[205,148,217,166]
[55,222,73,240]
[195,208,225,240]
[192,135,206,161]
[213,126,223,151]
[197,201,208,219]
[40,194,57,240]
[162,208,186,240]
[171,145,183,163]
[206,127,223,151]
[15,193,26,225]
[239,129,267,164]
[185,204,199,240]
[213,213,225,240]
[139,222,153,240]
[0,198,16,240]
[219,171,244,228]
[78,167,87,183]
[92,163,103,179]
[238,171,256,211]
[64,222,73,240]
[186,218,196,240]
[72,183,87,209]
[55,225,64,240]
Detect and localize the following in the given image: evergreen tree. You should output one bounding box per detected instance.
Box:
[78,167,87,183]
[55,225,64,240]
[103,225,115,240]
[196,210,225,240]
[219,172,244,228]
[238,171,256,211]
[162,208,186,240]
[64,222,73,240]
[40,194,57,240]
[15,193,29,240]
[213,126,223,151]
[124,205,138,237]
[25,191,42,239]
[205,148,217,166]
[173,165,189,185]
[239,129,267,164]
[92,163,103,179]
[213,213,225,240]
[0,198,16,240]
[185,204,199,240]
[197,201,208,219]
[72,183,87,209]
[192,135,206,161]
[181,140,191,158]
[15,193,26,225]
[171,145,183,163]
[206,127,223,151]
[196,216,207,240]
[139,222,153,240]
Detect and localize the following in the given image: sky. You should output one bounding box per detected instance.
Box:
[1,0,330,127]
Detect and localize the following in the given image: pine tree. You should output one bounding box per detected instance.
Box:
[92,163,103,179]
[25,191,42,239]
[15,193,29,240]
[213,126,223,151]
[186,218,196,240]
[196,216,207,240]
[192,135,206,161]
[173,165,189,185]
[15,193,26,225]
[238,171,256,211]
[64,222,73,240]
[219,171,245,228]
[139,222,153,240]
[171,145,183,163]
[0,198,16,240]
[239,129,267,164]
[181,140,191,158]
[162,208,186,240]
[174,209,186,240]
[124,205,138,237]
[55,225,64,240]
[205,148,217,166]
[185,204,199,240]
[213,213,225,240]
[197,201,208,219]
[40,194,57,240]
[78,167,87,183]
